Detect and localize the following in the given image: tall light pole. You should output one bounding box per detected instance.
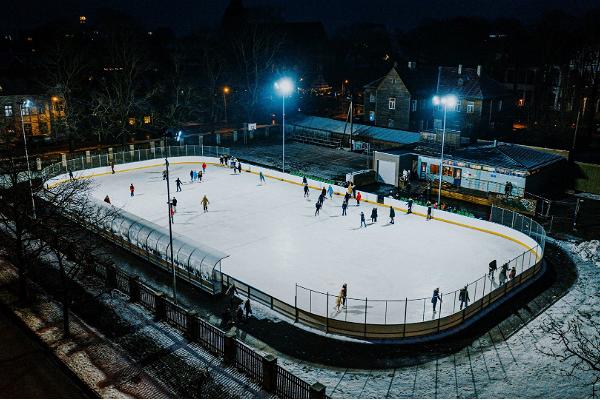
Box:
[223,86,230,124]
[163,131,177,304]
[18,100,36,220]
[274,78,294,173]
[432,94,457,205]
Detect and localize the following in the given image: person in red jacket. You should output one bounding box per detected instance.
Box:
[202,162,207,173]
[130,183,135,197]
[356,192,362,206]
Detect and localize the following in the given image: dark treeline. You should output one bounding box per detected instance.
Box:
[1,4,598,151]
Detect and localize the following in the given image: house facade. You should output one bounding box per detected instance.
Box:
[364,63,513,141]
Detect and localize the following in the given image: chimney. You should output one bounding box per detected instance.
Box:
[408,61,416,70]
[458,64,462,75]
[477,65,482,77]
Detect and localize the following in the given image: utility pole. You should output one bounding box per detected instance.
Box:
[571,97,587,159]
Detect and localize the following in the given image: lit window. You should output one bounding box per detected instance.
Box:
[497,100,503,112]
[466,102,475,113]
[4,105,12,117]
[369,111,375,122]
[369,93,375,103]
[79,16,86,24]
[143,116,151,124]
[388,97,396,110]
[454,100,461,112]
[22,106,31,115]
[411,100,417,112]
[387,119,394,128]
[128,117,136,126]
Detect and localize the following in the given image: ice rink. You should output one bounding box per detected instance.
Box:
[84,158,534,324]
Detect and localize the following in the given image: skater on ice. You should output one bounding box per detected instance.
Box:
[499,263,508,285]
[198,170,202,182]
[104,195,111,204]
[459,286,470,310]
[318,192,325,206]
[360,211,367,227]
[344,192,351,204]
[175,177,182,192]
[303,184,310,198]
[130,183,135,197]
[171,197,177,212]
[407,198,413,214]
[335,284,347,311]
[201,195,210,212]
[341,283,347,308]
[169,204,175,223]
[327,185,334,199]
[356,192,361,206]
[190,170,194,182]
[237,161,242,174]
[342,200,348,216]
[302,176,307,185]
[389,206,395,224]
[315,201,321,216]
[202,162,207,173]
[259,171,266,184]
[219,156,224,165]
[488,260,497,278]
[431,288,442,313]
[321,187,327,200]
[111,161,115,174]
[426,201,433,220]
[370,207,377,223]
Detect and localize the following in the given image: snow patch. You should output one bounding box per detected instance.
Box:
[567,240,600,267]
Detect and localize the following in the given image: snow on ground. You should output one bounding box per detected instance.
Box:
[568,239,600,267]
[248,238,600,398]
[89,160,532,324]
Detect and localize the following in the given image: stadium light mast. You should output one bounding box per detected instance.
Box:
[18,99,36,220]
[432,94,457,206]
[163,130,177,304]
[274,78,294,173]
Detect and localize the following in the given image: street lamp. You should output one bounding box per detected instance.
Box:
[163,130,177,304]
[18,100,36,220]
[274,77,294,173]
[222,86,230,124]
[432,94,457,205]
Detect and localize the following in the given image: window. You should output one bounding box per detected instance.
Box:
[369,111,375,122]
[387,119,394,128]
[128,117,136,126]
[433,119,442,130]
[23,123,32,135]
[466,101,475,113]
[388,97,396,110]
[143,115,151,124]
[4,105,12,117]
[454,100,461,112]
[497,100,503,112]
[429,164,439,175]
[391,78,397,84]
[22,106,31,115]
[369,93,375,103]
[517,98,525,107]
[411,100,417,112]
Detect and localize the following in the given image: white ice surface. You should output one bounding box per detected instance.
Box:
[88,160,533,324]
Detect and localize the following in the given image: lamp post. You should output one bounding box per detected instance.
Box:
[163,131,177,304]
[432,95,457,206]
[18,100,36,220]
[274,78,294,173]
[223,86,230,124]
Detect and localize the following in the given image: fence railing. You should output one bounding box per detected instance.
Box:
[422,172,526,197]
[82,260,323,398]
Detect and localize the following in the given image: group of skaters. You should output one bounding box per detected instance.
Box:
[221,283,253,329]
[488,260,517,285]
[188,162,207,183]
[219,155,243,174]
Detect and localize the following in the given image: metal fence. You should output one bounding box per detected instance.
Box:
[236,342,264,382]
[276,365,312,399]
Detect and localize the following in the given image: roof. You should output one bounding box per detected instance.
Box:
[417,142,565,173]
[289,115,421,145]
[363,65,509,100]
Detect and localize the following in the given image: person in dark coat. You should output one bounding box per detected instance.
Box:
[236,305,244,322]
[340,283,347,308]
[68,168,74,180]
[303,184,309,198]
[342,200,348,216]
[315,201,322,216]
[344,192,351,204]
[370,208,377,223]
[488,260,497,278]
[389,206,396,224]
[431,288,442,313]
[171,197,178,212]
[104,195,111,204]
[321,187,327,199]
[175,177,182,192]
[509,266,516,280]
[426,201,432,220]
[244,299,252,318]
[360,211,367,228]
[190,170,194,182]
[459,286,470,310]
[407,198,413,214]
[499,263,508,285]
[225,283,238,308]
[302,176,307,185]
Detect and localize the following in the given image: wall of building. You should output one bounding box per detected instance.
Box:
[364,69,411,130]
[0,95,63,137]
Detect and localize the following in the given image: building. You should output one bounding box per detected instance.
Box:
[363,62,513,140]
[373,141,565,197]
[0,79,64,138]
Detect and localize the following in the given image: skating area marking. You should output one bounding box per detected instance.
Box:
[49,159,539,261]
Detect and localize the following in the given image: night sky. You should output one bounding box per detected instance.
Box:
[4,0,599,35]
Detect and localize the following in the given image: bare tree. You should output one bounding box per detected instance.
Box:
[231,25,282,122]
[537,315,600,394]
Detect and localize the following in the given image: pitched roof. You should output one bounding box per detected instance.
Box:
[289,115,420,145]
[364,65,509,99]
[418,142,564,172]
